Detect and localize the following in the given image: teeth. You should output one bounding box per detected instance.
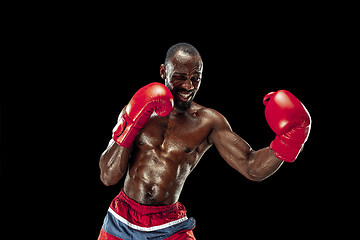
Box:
[179,92,191,99]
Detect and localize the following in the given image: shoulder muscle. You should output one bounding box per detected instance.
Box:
[201,108,232,144]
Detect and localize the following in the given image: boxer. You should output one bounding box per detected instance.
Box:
[98,43,311,239]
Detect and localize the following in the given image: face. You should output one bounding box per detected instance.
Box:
[160,52,203,112]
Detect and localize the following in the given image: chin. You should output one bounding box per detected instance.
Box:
[174,100,193,112]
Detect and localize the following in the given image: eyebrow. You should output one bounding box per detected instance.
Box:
[173,72,200,75]
[173,72,187,75]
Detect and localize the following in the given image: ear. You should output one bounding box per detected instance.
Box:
[160,64,166,80]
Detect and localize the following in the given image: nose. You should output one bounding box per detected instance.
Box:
[182,79,195,91]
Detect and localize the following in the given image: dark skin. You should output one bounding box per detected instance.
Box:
[99,51,283,205]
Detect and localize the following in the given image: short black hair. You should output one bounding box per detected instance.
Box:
[165,42,201,66]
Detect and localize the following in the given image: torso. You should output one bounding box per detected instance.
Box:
[123,102,215,205]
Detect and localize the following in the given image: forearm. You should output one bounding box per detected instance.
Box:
[99,139,132,186]
[246,147,283,181]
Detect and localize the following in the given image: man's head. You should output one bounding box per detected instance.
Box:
[160,43,203,112]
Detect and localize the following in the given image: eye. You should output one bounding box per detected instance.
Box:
[191,76,200,82]
[174,75,187,81]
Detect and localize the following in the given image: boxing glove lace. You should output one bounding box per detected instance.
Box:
[113,82,174,148]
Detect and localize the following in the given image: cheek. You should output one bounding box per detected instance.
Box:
[165,79,175,91]
[167,79,183,89]
[191,80,200,91]
[195,81,201,89]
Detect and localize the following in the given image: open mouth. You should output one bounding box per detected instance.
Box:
[178,91,193,101]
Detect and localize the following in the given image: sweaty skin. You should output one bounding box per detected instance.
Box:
[99,51,283,206]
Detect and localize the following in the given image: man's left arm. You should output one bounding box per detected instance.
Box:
[208,111,283,181]
[208,90,311,181]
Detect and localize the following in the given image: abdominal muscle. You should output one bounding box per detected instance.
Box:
[123,150,192,206]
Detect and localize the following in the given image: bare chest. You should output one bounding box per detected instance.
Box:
[134,112,212,159]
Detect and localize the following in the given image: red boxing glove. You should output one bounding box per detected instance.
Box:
[263,90,311,162]
[113,82,174,148]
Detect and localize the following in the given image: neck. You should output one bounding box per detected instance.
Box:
[172,108,187,115]
[172,105,192,115]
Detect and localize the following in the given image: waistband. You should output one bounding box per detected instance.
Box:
[112,189,187,216]
[101,191,196,239]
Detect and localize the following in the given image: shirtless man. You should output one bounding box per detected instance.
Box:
[98,43,311,240]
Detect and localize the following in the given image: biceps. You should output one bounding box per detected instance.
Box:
[213,129,252,173]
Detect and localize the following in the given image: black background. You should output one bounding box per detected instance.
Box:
[1,6,351,239]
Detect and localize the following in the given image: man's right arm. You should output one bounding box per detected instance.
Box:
[99,138,133,186]
[99,82,174,186]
